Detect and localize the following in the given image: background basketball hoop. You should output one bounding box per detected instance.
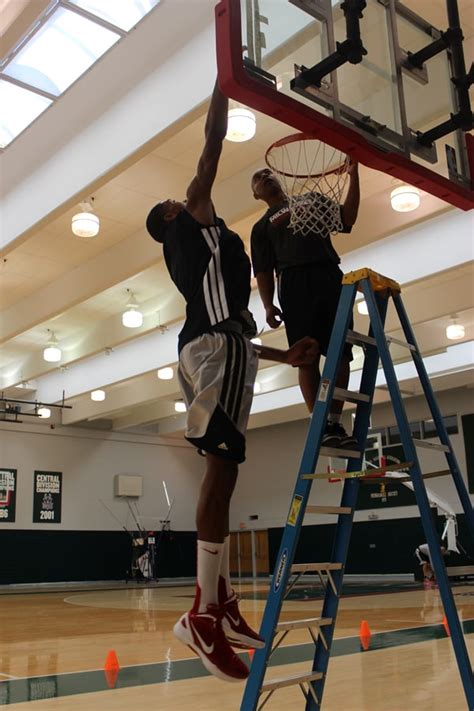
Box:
[265,134,350,236]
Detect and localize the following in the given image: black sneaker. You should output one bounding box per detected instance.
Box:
[322,422,358,450]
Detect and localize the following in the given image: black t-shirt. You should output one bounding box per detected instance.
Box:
[149,209,252,352]
[251,195,351,275]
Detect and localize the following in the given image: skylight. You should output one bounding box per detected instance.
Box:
[0,80,52,148]
[70,0,161,32]
[0,0,161,148]
[3,7,120,97]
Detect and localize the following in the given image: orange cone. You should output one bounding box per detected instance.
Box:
[104,650,120,671]
[248,648,255,662]
[359,620,371,651]
[442,615,450,636]
[104,667,119,689]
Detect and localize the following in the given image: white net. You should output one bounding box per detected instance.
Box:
[266,135,350,236]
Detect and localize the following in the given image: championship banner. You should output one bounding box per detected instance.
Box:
[33,471,62,524]
[0,468,17,522]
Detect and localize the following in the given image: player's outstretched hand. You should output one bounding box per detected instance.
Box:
[265,304,283,329]
[286,337,319,366]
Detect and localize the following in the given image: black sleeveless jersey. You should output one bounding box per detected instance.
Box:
[153,209,252,352]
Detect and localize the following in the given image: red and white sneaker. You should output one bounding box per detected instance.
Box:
[221,593,265,649]
[173,605,249,683]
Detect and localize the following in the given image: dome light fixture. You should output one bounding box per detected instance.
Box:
[446,316,465,341]
[122,289,143,328]
[72,200,100,238]
[226,108,256,143]
[357,299,369,315]
[157,367,174,380]
[43,331,62,363]
[91,389,106,402]
[174,400,187,413]
[37,407,51,419]
[390,185,420,212]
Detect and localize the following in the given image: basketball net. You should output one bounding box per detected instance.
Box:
[265,134,350,236]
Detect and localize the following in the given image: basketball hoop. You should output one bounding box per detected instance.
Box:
[265,134,350,236]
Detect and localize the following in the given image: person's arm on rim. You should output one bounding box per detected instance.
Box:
[186,80,228,224]
[256,271,283,328]
[341,161,360,227]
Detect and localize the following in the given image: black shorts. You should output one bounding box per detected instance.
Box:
[278,263,353,359]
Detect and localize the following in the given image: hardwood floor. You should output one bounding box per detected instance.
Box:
[0,580,472,709]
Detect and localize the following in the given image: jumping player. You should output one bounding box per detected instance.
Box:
[146,80,318,683]
[250,160,360,448]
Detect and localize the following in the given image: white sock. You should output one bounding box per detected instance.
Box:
[219,536,233,601]
[196,540,224,613]
[328,412,341,424]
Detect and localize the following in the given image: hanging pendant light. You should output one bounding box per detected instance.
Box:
[72,200,100,238]
[43,331,62,362]
[122,289,143,328]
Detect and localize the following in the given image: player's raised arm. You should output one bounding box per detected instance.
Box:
[341,161,360,227]
[186,80,228,224]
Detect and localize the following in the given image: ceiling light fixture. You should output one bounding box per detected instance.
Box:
[43,331,62,362]
[71,199,100,238]
[226,108,256,142]
[357,299,369,315]
[157,367,173,380]
[446,316,465,341]
[122,289,143,328]
[390,185,420,212]
[37,407,51,419]
[174,400,186,413]
[91,389,106,402]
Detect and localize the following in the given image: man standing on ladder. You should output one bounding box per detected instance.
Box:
[250,160,360,448]
[146,79,319,683]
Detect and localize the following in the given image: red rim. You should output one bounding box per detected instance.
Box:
[265,133,349,179]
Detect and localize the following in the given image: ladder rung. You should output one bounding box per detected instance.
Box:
[346,329,376,347]
[412,438,450,453]
[386,335,416,352]
[360,468,451,485]
[291,562,342,574]
[306,505,352,514]
[320,446,360,459]
[262,670,324,692]
[303,461,412,481]
[333,387,370,404]
[276,617,332,632]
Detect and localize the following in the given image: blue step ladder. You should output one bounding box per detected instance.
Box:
[241,268,474,711]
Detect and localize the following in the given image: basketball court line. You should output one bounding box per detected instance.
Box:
[1,620,473,704]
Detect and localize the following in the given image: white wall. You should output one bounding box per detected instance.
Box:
[232,386,473,531]
[0,424,202,531]
[1,386,472,534]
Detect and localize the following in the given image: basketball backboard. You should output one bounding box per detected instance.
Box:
[216,0,473,209]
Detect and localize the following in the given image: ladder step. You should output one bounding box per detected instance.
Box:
[303,460,412,480]
[346,329,376,347]
[362,468,451,484]
[412,438,450,453]
[386,335,416,352]
[262,670,324,692]
[306,505,352,514]
[276,617,332,632]
[320,446,360,459]
[291,562,342,574]
[333,387,370,404]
